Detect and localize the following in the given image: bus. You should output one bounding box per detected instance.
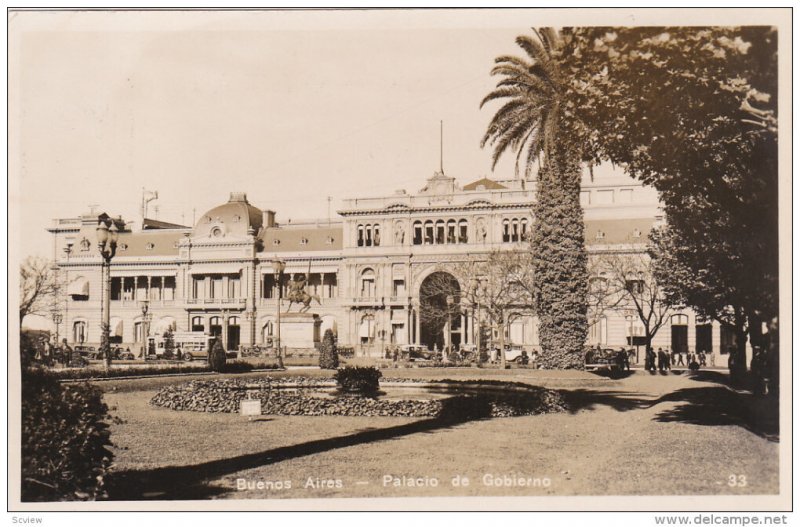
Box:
[147,331,215,361]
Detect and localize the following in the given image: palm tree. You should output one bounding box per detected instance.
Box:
[481,28,569,178]
[480,28,588,369]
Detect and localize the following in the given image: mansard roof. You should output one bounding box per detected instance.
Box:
[259,225,342,252]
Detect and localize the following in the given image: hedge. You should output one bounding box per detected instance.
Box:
[21,367,114,501]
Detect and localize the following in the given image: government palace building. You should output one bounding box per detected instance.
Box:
[47,165,744,365]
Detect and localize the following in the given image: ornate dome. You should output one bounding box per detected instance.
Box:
[193,192,263,239]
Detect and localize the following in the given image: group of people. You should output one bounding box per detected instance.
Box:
[33,338,74,366]
[645,347,708,373]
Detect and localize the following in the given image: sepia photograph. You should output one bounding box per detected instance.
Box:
[7,7,791,516]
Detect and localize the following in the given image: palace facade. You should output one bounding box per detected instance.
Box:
[47,166,744,364]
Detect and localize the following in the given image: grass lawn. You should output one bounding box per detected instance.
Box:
[102,369,779,501]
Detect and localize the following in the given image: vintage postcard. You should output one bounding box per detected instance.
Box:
[7,7,792,517]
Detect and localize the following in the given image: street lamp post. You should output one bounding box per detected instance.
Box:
[96,220,118,369]
[274,260,285,368]
[139,299,151,358]
[470,277,480,365]
[51,311,63,348]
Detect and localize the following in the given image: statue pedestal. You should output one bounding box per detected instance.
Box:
[279,312,321,349]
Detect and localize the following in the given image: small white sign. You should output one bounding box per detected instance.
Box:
[240,399,261,416]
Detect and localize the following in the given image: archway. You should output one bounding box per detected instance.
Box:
[419,271,461,351]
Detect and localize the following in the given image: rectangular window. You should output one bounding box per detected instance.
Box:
[228,277,240,299]
[393,279,405,296]
[447,224,456,244]
[619,189,633,203]
[425,224,434,245]
[595,190,614,204]
[263,275,275,299]
[211,276,223,299]
[193,277,205,300]
[150,277,162,300]
[435,224,445,244]
[136,276,148,301]
[111,277,122,301]
[361,279,375,298]
[163,276,176,300]
[625,279,645,294]
[123,277,135,300]
[413,224,422,245]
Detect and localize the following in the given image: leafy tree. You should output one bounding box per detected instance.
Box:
[481,29,588,368]
[319,329,339,369]
[562,27,779,379]
[20,256,59,327]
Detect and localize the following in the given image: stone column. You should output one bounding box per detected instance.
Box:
[460,312,466,346]
[415,308,421,345]
[222,311,229,351]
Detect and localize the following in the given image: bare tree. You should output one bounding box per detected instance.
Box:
[19,256,59,328]
[422,249,535,367]
[586,253,625,341]
[596,248,673,352]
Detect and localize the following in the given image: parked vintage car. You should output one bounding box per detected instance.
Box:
[399,344,435,361]
[584,347,628,375]
[503,345,528,363]
[73,345,97,359]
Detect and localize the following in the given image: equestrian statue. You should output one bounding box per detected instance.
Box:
[285,273,321,313]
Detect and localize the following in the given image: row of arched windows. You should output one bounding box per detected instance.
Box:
[357,224,381,247]
[412,219,469,245]
[502,218,529,243]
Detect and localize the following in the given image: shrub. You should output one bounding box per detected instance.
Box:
[21,367,113,501]
[334,366,382,394]
[318,329,339,369]
[162,329,175,360]
[208,339,227,372]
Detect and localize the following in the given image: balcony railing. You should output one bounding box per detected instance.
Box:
[185,298,246,307]
[112,299,176,307]
[257,297,338,307]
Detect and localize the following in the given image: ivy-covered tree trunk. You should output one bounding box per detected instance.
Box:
[532,147,588,369]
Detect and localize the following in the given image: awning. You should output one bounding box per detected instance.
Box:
[260,266,338,274]
[111,270,178,277]
[358,319,374,338]
[189,266,241,275]
[67,277,89,296]
[110,317,123,337]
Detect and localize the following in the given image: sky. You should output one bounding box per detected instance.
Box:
[11,8,780,260]
[10,9,559,260]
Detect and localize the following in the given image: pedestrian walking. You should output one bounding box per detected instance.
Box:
[677,350,686,367]
[62,339,73,366]
[619,347,631,371]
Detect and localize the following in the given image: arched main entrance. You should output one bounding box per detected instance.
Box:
[419,271,461,351]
